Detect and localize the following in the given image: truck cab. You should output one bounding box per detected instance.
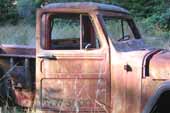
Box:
[1,2,170,113]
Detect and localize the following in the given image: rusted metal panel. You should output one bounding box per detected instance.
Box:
[41,56,105,74]
[0,56,35,107]
[36,56,110,112]
[109,41,150,113]
[141,78,164,112]
[0,44,35,58]
[149,50,170,80]
[14,89,35,107]
[41,78,107,111]
[35,4,111,112]
[140,49,170,112]
[43,2,129,14]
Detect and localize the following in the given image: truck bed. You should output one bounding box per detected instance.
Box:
[0,44,35,107]
[0,44,35,58]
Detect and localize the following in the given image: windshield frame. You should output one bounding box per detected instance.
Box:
[99,11,141,43]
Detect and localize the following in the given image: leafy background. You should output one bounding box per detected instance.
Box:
[0,0,170,48]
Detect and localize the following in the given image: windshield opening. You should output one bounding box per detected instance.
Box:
[103,16,140,42]
[102,16,147,51]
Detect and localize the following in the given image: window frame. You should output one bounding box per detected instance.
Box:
[99,12,141,43]
[40,12,102,51]
[103,17,135,42]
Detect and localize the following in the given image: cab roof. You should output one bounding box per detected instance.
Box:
[43,2,129,14]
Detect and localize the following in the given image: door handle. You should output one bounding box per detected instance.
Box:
[37,54,56,59]
[124,64,132,72]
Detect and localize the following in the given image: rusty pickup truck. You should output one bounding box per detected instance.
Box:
[0,2,170,113]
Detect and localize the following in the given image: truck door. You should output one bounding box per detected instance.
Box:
[36,12,110,112]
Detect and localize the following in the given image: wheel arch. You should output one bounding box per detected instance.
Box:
[142,81,170,113]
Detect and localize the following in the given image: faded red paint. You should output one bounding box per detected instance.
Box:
[15,89,35,107]
[150,50,170,79]
[0,2,169,113]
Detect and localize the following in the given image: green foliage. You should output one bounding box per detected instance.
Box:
[0,0,18,24]
[0,0,169,31]
[112,0,170,31]
[112,0,164,17]
[138,5,170,32]
[34,0,43,7]
[158,8,170,31]
[0,0,169,47]
[17,0,36,25]
[0,23,35,46]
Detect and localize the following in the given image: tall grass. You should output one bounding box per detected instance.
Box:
[136,20,170,49]
[0,20,169,49]
[0,23,35,47]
